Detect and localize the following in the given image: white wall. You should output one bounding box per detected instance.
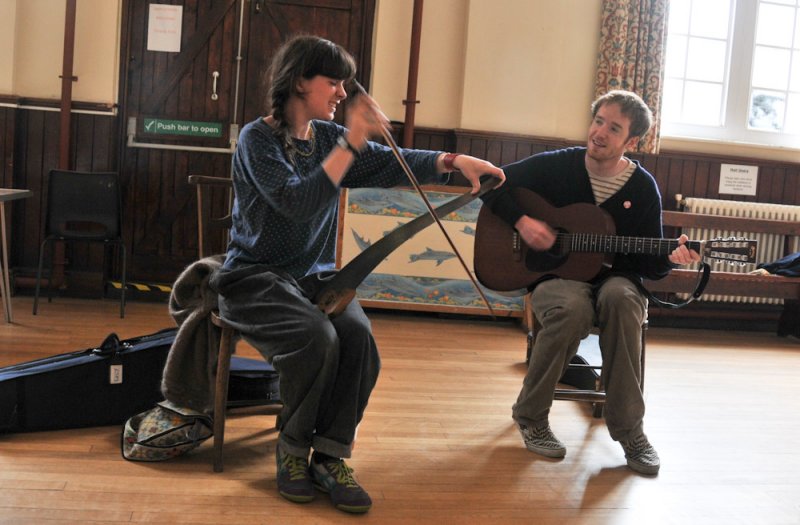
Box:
[372,0,602,139]
[460,0,601,139]
[2,0,120,103]
[372,0,469,129]
[0,0,16,95]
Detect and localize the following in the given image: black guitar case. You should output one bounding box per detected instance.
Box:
[0,328,280,433]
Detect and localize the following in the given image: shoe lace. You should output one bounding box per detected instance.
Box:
[281,453,309,481]
[329,460,359,488]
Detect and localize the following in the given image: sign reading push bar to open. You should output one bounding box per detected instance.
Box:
[142,118,223,138]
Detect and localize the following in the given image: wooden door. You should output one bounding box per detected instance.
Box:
[118,0,375,284]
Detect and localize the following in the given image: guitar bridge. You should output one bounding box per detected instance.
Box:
[512,231,522,262]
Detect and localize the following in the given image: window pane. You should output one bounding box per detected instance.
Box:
[757,3,795,47]
[686,37,727,82]
[665,35,688,77]
[690,0,731,39]
[785,92,800,133]
[662,78,685,122]
[791,50,800,90]
[796,8,800,49]
[669,0,691,35]
[663,0,800,147]
[683,81,724,125]
[749,90,785,130]
[752,46,791,89]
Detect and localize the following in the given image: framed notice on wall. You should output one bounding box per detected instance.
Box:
[337,186,524,317]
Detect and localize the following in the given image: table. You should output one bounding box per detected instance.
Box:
[0,188,33,323]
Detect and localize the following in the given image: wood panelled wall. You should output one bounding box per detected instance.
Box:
[408,125,800,209]
[1,101,118,293]
[2,110,799,301]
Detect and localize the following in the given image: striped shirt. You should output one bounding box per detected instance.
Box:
[588,158,636,205]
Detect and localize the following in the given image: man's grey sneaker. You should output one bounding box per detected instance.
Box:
[620,434,660,475]
[276,445,314,503]
[310,456,372,513]
[518,423,566,458]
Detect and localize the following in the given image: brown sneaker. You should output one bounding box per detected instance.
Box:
[275,445,314,503]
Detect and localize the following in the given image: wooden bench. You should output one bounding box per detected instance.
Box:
[644,208,800,333]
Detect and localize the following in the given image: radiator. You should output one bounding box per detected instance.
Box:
[681,197,800,305]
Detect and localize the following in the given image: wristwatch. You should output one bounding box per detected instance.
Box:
[337,135,361,158]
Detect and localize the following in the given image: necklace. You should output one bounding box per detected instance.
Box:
[293,124,315,157]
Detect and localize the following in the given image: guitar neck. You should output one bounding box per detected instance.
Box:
[556,233,701,256]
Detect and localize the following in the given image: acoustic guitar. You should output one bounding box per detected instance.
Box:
[473,188,758,292]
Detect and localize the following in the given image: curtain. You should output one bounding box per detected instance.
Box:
[595,0,669,154]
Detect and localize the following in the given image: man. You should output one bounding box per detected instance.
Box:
[481,90,700,475]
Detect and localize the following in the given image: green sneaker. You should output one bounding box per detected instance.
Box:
[310,455,372,513]
[275,445,314,503]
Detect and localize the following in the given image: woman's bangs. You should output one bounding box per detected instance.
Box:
[307,42,355,81]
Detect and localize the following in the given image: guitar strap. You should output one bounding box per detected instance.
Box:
[636,262,712,309]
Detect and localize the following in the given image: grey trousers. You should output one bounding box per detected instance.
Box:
[211,265,380,459]
[513,276,647,442]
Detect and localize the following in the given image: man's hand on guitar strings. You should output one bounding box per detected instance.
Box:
[669,234,702,266]
[514,215,557,251]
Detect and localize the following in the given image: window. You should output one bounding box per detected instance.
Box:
[662,0,800,149]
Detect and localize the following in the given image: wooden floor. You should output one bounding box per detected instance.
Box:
[1,296,799,524]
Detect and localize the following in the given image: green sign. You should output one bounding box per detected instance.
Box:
[143,118,223,138]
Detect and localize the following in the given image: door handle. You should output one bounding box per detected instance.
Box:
[211,71,219,101]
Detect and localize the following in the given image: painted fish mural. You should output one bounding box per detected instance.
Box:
[351,228,371,252]
[383,221,406,237]
[409,247,455,266]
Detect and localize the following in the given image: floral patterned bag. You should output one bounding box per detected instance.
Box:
[121,400,212,461]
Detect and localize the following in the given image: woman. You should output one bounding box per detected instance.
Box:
[211,34,504,514]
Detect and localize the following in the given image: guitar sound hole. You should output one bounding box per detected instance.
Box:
[525,250,567,272]
[525,230,569,272]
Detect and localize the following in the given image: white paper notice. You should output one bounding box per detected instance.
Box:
[719,164,758,196]
[147,4,183,53]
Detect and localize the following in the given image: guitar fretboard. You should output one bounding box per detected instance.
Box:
[555,233,701,256]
